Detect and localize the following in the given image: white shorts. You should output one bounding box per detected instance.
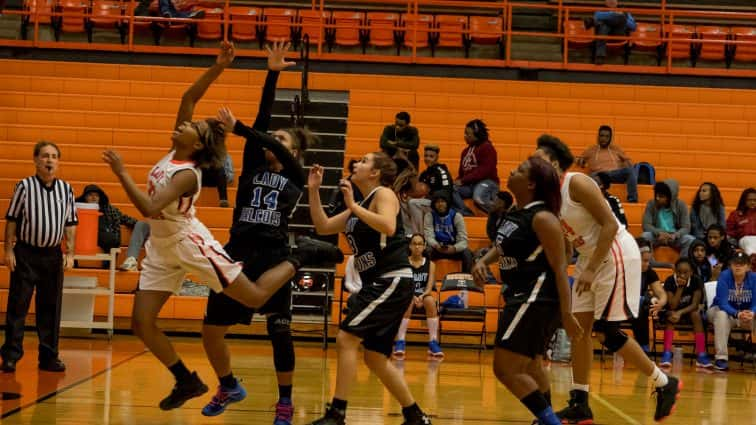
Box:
[139,225,243,294]
[572,230,641,321]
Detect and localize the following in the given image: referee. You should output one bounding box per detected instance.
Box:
[1,141,78,373]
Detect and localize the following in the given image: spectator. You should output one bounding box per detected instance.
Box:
[594,171,628,227]
[200,153,233,207]
[657,258,711,369]
[632,238,667,355]
[726,188,756,256]
[689,239,718,283]
[158,0,205,19]
[486,191,514,242]
[452,119,499,215]
[576,125,637,203]
[407,145,454,234]
[705,224,734,270]
[706,251,756,371]
[2,141,77,373]
[690,182,726,241]
[584,0,637,65]
[326,159,363,216]
[379,111,420,169]
[424,190,473,272]
[393,233,443,358]
[641,178,696,255]
[75,185,150,271]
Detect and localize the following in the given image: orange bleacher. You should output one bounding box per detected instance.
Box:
[0,59,751,336]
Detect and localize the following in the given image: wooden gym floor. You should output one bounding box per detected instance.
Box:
[1,335,754,424]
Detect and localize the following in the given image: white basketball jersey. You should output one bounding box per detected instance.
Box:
[145,151,202,238]
[559,172,622,256]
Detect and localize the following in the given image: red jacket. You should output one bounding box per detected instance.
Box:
[458,140,499,185]
[726,208,756,240]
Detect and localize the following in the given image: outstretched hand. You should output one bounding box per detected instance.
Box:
[102,150,125,176]
[266,40,295,71]
[308,164,324,190]
[217,106,237,132]
[216,41,235,67]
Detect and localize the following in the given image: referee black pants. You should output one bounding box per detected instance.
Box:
[1,242,64,363]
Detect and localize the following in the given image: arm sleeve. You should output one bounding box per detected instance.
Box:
[250,70,280,132]
[65,184,78,226]
[452,212,469,251]
[460,143,497,184]
[424,211,440,249]
[235,120,305,188]
[716,274,738,317]
[5,181,25,221]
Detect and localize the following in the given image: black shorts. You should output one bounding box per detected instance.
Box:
[340,275,414,357]
[204,244,290,326]
[496,301,560,359]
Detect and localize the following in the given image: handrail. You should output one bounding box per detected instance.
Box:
[4,0,756,78]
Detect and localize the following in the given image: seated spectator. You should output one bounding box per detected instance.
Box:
[393,158,420,236]
[727,188,756,256]
[576,125,637,203]
[75,185,149,271]
[657,258,711,368]
[407,145,454,234]
[133,0,205,18]
[485,191,514,242]
[706,251,756,371]
[393,234,443,358]
[200,153,233,207]
[424,190,473,272]
[452,119,499,215]
[690,182,726,241]
[583,0,636,65]
[632,238,667,355]
[689,240,719,283]
[594,171,628,227]
[705,224,734,269]
[380,111,420,169]
[641,178,695,255]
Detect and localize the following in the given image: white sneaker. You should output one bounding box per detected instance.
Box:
[119,256,138,271]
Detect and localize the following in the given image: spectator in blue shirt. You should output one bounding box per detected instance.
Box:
[584,0,637,64]
[706,251,756,371]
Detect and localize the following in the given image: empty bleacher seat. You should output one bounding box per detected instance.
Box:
[196,7,223,41]
[366,12,400,53]
[229,6,260,43]
[331,10,364,50]
[299,9,330,46]
[88,0,126,44]
[731,27,756,63]
[697,26,730,65]
[401,13,433,51]
[630,22,662,65]
[665,24,697,66]
[262,7,296,43]
[469,15,504,57]
[55,0,88,41]
[435,14,467,53]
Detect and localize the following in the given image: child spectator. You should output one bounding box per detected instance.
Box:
[75,185,149,271]
[452,119,499,215]
[641,178,696,255]
[485,191,514,242]
[705,224,734,269]
[706,251,756,371]
[658,258,711,369]
[393,234,442,358]
[726,188,756,256]
[594,171,628,227]
[407,145,454,234]
[424,190,473,272]
[690,182,726,241]
[689,240,718,283]
[632,238,667,355]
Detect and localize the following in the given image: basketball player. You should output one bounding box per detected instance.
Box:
[102,41,341,411]
[200,42,320,424]
[533,135,680,423]
[306,153,432,424]
[472,156,582,425]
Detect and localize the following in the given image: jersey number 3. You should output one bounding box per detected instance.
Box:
[251,187,279,210]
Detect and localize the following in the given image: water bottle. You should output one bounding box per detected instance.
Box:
[613,352,624,383]
[460,289,469,308]
[672,346,684,373]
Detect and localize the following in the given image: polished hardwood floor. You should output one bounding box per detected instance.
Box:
[1,335,754,424]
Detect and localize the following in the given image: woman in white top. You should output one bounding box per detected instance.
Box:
[534,135,680,424]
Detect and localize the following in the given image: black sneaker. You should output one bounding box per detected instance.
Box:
[308,404,346,425]
[556,390,594,424]
[403,413,432,424]
[291,236,344,268]
[654,375,682,422]
[159,372,209,410]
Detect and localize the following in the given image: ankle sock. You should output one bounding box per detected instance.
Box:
[663,329,674,352]
[279,384,292,400]
[219,373,237,389]
[650,366,669,388]
[331,398,347,412]
[168,359,191,383]
[695,332,706,355]
[401,403,424,420]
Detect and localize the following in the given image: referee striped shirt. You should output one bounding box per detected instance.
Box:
[5,176,78,248]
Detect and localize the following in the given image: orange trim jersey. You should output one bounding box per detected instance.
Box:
[145,151,202,238]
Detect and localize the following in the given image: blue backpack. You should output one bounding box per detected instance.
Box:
[634,162,656,185]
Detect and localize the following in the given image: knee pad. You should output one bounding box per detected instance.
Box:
[267,314,295,372]
[594,320,629,353]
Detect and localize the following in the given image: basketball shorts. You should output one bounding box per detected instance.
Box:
[138,225,242,294]
[496,301,560,358]
[573,229,641,321]
[340,270,414,357]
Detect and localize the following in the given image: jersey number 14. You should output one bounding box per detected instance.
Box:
[251,187,279,210]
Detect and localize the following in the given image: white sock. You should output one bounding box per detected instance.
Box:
[427,317,439,341]
[650,366,669,388]
[572,383,590,393]
[397,318,410,341]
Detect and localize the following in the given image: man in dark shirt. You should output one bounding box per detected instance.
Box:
[407,145,452,234]
[379,111,420,169]
[594,172,628,227]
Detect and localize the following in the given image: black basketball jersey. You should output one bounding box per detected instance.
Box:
[345,188,410,285]
[230,169,302,245]
[495,201,558,305]
[410,257,431,294]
